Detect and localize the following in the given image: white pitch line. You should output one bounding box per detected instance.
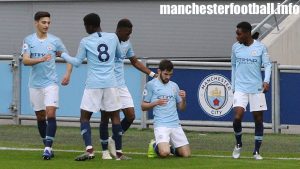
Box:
[1,147,300,161]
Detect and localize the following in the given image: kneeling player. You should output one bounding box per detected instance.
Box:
[141,60,191,158]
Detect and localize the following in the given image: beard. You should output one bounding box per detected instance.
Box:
[160,74,169,84]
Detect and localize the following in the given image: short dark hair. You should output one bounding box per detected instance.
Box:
[34,11,50,21]
[117,18,133,29]
[83,13,100,27]
[236,21,252,33]
[252,32,260,40]
[159,59,173,71]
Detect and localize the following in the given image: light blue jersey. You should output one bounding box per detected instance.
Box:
[143,78,182,128]
[21,33,67,88]
[115,40,135,87]
[61,32,122,88]
[231,40,272,94]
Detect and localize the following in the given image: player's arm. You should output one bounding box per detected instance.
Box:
[141,82,168,111]
[114,35,126,63]
[175,85,186,111]
[141,101,156,111]
[231,45,236,92]
[61,63,73,86]
[21,40,51,66]
[262,46,272,93]
[56,38,73,86]
[57,40,86,67]
[141,99,168,111]
[129,56,157,78]
[22,53,51,66]
[126,42,156,77]
[177,90,186,111]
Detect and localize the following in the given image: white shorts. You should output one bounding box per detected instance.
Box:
[118,87,134,109]
[29,84,59,111]
[154,126,189,148]
[80,88,121,112]
[233,91,267,112]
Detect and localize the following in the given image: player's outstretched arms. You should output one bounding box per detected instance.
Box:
[22,53,51,66]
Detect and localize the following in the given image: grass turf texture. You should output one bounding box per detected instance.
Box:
[0,125,300,169]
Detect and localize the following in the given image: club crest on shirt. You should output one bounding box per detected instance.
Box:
[47,45,53,51]
[198,74,233,118]
[251,50,257,56]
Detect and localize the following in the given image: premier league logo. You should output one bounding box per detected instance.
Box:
[198,74,233,118]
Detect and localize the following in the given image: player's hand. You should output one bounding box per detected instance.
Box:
[56,51,62,57]
[262,82,269,93]
[156,98,168,106]
[61,74,71,86]
[179,90,186,99]
[40,54,51,62]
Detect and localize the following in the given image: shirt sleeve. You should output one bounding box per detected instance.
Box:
[126,41,135,58]
[56,38,68,54]
[231,44,236,92]
[143,82,153,103]
[21,38,31,56]
[114,35,123,60]
[61,39,86,67]
[262,46,272,83]
[175,84,182,104]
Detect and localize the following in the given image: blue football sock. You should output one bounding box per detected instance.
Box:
[254,122,264,154]
[100,122,109,151]
[112,124,123,151]
[45,118,56,147]
[37,120,47,146]
[233,119,242,147]
[81,121,92,147]
[153,143,159,155]
[37,120,47,138]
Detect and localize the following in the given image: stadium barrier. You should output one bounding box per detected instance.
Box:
[0,55,296,133]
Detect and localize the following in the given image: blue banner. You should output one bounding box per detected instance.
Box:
[280,72,300,124]
[148,68,272,123]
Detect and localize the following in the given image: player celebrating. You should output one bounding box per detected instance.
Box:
[56,13,125,161]
[21,11,72,160]
[231,21,272,160]
[100,18,157,158]
[142,59,191,158]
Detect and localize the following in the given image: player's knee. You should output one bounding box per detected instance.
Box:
[35,111,46,121]
[234,115,243,122]
[233,118,242,124]
[124,108,135,122]
[159,149,170,157]
[36,116,46,122]
[254,116,263,123]
[126,113,135,123]
[179,150,191,157]
[159,151,170,158]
